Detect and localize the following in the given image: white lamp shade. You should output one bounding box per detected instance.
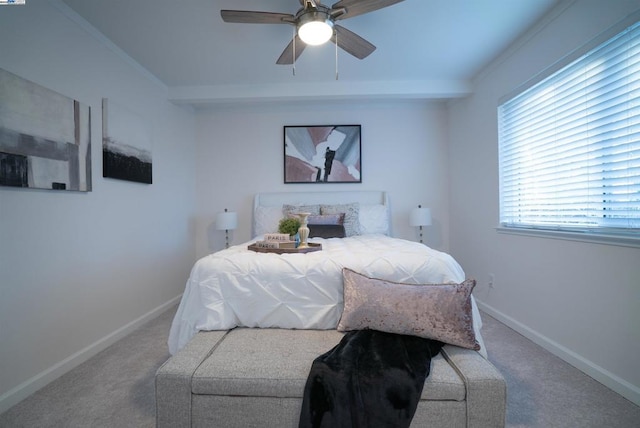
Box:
[216,210,238,231]
[410,207,432,227]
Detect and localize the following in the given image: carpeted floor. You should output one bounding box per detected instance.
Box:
[1,306,638,427]
[0,308,173,428]
[480,313,639,428]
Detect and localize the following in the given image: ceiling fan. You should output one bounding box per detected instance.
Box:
[220,0,405,65]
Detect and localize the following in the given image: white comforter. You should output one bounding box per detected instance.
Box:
[168,234,482,355]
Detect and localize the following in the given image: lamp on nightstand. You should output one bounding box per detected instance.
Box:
[216,208,238,248]
[409,205,432,244]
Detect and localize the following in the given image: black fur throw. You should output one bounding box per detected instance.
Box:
[299,329,444,428]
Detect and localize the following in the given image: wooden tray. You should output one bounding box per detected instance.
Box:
[247,242,322,254]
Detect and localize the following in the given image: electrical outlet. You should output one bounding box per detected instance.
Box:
[488,273,495,289]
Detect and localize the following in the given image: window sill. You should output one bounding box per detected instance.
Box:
[495,227,640,249]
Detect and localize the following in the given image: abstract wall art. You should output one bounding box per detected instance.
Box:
[102,98,152,184]
[284,125,361,184]
[0,68,92,191]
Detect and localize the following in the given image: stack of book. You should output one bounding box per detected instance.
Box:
[254,233,297,249]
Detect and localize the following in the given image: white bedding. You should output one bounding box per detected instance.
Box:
[168,234,486,356]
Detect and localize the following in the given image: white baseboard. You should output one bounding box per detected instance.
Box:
[476,299,640,407]
[0,295,182,415]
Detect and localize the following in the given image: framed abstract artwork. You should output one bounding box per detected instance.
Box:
[102,98,152,184]
[0,68,92,191]
[284,125,361,184]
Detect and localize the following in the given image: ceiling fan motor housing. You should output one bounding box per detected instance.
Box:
[297,7,334,46]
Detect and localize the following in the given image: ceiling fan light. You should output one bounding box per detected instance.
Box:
[298,20,333,45]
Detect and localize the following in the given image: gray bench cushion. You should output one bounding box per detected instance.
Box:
[192,329,342,397]
[191,328,465,401]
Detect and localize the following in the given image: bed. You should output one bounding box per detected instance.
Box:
[157,191,505,427]
[168,190,486,357]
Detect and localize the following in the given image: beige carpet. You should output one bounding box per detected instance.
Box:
[480,313,639,427]
[1,306,638,427]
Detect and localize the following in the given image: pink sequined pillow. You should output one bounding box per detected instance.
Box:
[338,268,480,350]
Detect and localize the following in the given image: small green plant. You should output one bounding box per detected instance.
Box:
[278,217,301,236]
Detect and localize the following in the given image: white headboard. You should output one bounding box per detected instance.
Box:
[253,191,391,237]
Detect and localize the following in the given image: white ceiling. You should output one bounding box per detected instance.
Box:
[58,0,559,104]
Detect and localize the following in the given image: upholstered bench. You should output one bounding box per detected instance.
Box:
[156,328,506,427]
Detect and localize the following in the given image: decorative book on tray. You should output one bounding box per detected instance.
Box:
[249,233,321,254]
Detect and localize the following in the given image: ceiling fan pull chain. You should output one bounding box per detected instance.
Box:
[335,30,339,80]
[293,27,297,76]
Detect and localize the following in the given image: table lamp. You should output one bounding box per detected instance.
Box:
[216,208,238,248]
[409,205,432,244]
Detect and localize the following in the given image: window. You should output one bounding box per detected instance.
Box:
[498,20,640,241]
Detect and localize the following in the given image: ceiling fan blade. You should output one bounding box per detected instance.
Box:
[332,25,376,59]
[276,36,307,65]
[331,0,404,20]
[220,10,294,24]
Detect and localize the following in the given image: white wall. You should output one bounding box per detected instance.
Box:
[0,1,197,412]
[194,100,452,258]
[448,0,640,405]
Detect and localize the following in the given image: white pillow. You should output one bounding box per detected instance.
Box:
[359,204,389,235]
[254,206,282,236]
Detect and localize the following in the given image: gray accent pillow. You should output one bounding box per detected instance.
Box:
[282,204,321,217]
[308,224,346,238]
[307,213,345,225]
[338,268,480,350]
[320,203,360,236]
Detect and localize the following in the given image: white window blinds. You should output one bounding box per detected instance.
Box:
[498,20,640,236]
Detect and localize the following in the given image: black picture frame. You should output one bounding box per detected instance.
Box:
[284,125,361,183]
